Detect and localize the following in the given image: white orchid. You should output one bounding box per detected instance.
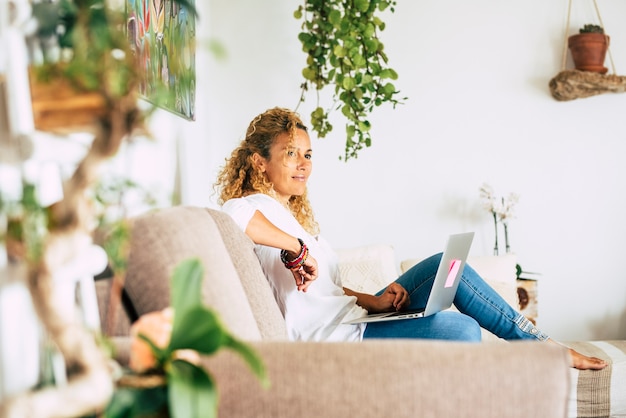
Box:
[479,183,519,255]
[498,193,520,224]
[479,183,519,224]
[479,183,500,214]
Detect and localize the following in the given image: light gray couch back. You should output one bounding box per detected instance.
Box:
[97,206,288,341]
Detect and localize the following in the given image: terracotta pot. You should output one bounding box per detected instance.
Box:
[568,33,610,74]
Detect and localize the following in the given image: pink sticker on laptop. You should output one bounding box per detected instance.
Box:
[445,259,462,288]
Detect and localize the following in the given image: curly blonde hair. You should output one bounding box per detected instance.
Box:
[215,107,319,235]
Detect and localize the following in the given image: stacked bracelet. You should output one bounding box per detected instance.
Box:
[280,238,309,269]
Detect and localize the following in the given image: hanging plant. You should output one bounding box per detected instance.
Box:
[294,0,406,161]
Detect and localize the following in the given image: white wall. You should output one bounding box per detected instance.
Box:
[154,0,626,341]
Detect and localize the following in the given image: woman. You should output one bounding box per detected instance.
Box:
[215,107,606,370]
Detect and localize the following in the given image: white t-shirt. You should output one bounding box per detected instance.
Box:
[222,194,368,342]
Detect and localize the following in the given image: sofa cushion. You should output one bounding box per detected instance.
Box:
[124,206,262,341]
[208,209,288,340]
[566,340,626,418]
[336,244,398,294]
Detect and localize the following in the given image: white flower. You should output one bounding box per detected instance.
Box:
[499,193,519,224]
[479,183,497,213]
[479,183,519,223]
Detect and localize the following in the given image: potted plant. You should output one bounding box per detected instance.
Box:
[568,24,610,74]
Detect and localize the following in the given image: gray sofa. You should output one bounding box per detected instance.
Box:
[97,206,574,418]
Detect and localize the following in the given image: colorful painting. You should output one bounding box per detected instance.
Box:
[126,0,196,120]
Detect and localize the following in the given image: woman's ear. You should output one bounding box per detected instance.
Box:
[251,153,266,172]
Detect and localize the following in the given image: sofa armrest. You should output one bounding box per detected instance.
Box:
[206,340,571,418]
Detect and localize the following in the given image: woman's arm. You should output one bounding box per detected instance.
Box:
[343,288,381,313]
[344,282,410,313]
[245,210,302,254]
[244,210,318,291]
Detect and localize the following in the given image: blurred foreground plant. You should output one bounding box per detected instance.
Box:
[105,258,268,418]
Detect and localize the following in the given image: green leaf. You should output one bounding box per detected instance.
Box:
[21,183,39,210]
[333,45,347,58]
[329,9,342,27]
[101,220,130,275]
[341,104,352,118]
[352,53,366,67]
[302,67,317,81]
[379,69,393,79]
[354,86,363,100]
[365,38,379,52]
[355,0,370,13]
[383,82,396,96]
[105,384,168,418]
[342,77,356,90]
[312,106,325,118]
[171,258,204,320]
[168,360,217,418]
[168,306,226,354]
[298,32,313,46]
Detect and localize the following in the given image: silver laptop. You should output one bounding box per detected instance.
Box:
[343,232,474,324]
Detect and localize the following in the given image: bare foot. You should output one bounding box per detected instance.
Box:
[548,339,608,370]
[569,348,608,370]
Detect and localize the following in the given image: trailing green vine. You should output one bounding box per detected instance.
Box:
[294,0,405,161]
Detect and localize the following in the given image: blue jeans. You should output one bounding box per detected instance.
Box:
[362,253,549,342]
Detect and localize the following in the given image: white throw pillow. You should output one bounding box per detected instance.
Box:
[336,244,398,294]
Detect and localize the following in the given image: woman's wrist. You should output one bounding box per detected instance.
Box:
[284,237,303,260]
[280,238,308,269]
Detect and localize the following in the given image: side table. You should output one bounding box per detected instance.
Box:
[517,278,538,325]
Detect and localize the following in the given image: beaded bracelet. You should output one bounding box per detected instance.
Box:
[280,238,308,270]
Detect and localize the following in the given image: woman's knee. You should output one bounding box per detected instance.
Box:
[434,311,482,342]
[458,316,482,342]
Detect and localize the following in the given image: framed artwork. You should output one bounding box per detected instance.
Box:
[126,0,196,120]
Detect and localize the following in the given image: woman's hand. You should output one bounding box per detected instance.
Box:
[344,283,410,313]
[376,283,410,312]
[344,282,410,313]
[290,255,318,292]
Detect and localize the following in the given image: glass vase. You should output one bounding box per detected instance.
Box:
[492,212,499,256]
[504,223,510,253]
